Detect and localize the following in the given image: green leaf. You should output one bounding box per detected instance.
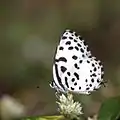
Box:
[98,96,120,120]
[20,115,65,120]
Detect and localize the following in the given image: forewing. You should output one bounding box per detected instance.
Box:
[53,29,92,93]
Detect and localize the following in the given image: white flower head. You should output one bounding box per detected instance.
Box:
[56,92,83,119]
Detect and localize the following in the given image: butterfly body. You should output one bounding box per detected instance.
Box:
[50,30,104,94]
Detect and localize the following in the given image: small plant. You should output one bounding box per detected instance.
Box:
[56,93,83,120]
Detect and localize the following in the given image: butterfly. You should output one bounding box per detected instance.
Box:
[50,29,104,94]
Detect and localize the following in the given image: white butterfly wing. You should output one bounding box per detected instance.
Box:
[51,29,104,94]
[52,30,91,92]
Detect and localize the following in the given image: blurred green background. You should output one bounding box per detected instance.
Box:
[1,0,120,119]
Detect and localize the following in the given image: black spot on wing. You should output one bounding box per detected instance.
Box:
[92,73,97,77]
[80,48,84,53]
[99,62,102,66]
[86,47,89,52]
[66,41,71,45]
[61,66,67,73]
[93,67,97,71]
[101,74,104,79]
[62,36,67,40]
[67,72,71,76]
[85,79,88,82]
[74,39,77,42]
[54,64,65,90]
[82,54,85,58]
[101,66,104,71]
[72,55,78,60]
[91,78,94,82]
[65,77,69,88]
[89,55,92,58]
[74,82,77,86]
[87,60,90,63]
[75,46,79,51]
[86,87,90,90]
[59,46,64,50]
[74,63,79,69]
[74,32,78,37]
[68,46,73,50]
[89,84,92,87]
[79,60,83,63]
[79,86,81,89]
[74,72,79,80]
[71,87,74,90]
[69,37,73,39]
[77,43,81,47]
[55,57,67,62]
[97,79,100,83]
[79,36,83,40]
[92,63,95,67]
[71,78,75,82]
[83,41,87,46]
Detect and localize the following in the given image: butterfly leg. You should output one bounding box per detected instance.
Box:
[99,80,108,87]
